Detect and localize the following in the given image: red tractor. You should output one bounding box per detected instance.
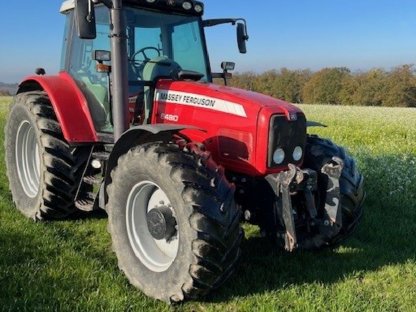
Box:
[5,0,364,303]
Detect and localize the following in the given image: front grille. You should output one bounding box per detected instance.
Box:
[267,113,307,168]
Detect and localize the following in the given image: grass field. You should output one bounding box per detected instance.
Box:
[0,96,415,311]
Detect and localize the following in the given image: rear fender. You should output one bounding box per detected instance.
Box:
[17,72,98,143]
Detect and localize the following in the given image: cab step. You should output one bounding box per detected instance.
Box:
[75,192,96,212]
[92,151,110,161]
[83,175,103,185]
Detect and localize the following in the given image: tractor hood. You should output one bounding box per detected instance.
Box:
[154,79,306,176]
[155,80,303,120]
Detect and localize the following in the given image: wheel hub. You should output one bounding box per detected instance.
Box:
[126,181,179,272]
[15,120,41,198]
[146,206,177,241]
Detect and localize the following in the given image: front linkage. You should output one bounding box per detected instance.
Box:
[266,157,344,251]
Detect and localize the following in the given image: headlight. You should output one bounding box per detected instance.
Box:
[273,148,285,164]
[146,0,157,3]
[194,4,203,13]
[292,146,303,161]
[182,1,192,9]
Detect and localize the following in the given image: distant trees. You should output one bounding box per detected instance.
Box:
[384,65,416,107]
[230,68,311,103]
[227,64,416,107]
[274,68,312,103]
[0,89,10,96]
[303,67,351,104]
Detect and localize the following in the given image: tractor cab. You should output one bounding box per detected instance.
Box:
[60,0,247,133]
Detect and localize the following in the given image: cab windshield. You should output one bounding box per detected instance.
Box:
[125,7,210,82]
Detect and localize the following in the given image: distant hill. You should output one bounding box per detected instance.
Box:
[0,82,18,96]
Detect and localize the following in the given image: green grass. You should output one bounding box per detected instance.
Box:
[0,96,415,311]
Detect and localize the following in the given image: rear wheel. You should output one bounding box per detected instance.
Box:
[107,143,242,303]
[5,91,88,220]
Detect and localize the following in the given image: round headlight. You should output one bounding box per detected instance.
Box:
[293,146,303,161]
[194,4,203,13]
[273,148,285,164]
[182,1,192,10]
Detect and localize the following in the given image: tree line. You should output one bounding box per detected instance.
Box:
[0,90,11,96]
[228,65,416,107]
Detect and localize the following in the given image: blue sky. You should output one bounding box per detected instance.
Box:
[1,0,416,83]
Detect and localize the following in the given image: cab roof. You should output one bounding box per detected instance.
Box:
[60,0,75,13]
[60,0,204,15]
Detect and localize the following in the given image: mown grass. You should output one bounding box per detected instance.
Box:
[0,96,415,311]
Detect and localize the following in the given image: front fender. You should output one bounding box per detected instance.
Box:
[103,124,202,202]
[17,72,98,143]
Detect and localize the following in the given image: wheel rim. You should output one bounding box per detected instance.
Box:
[126,181,179,272]
[15,120,41,198]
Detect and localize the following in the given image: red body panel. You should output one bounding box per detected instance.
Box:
[19,73,305,176]
[18,72,98,143]
[152,80,304,176]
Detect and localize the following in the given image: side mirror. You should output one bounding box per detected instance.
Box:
[237,22,248,54]
[75,0,96,39]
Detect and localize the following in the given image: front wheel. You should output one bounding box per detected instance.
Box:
[303,135,365,246]
[107,143,242,303]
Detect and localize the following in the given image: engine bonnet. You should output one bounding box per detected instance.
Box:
[156,80,303,120]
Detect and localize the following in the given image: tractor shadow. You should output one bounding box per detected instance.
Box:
[68,208,108,220]
[206,152,416,302]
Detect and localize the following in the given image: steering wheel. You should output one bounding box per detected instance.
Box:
[130,47,161,66]
[129,46,161,79]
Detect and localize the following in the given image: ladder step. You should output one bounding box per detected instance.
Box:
[75,200,95,212]
[83,175,103,185]
[92,151,110,161]
[75,193,96,212]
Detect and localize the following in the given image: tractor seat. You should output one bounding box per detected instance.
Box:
[141,57,182,123]
[142,56,182,82]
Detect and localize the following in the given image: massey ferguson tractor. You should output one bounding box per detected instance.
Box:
[5,0,364,303]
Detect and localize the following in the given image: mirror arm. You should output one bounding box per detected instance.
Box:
[203,18,249,40]
[203,18,247,34]
[203,18,235,27]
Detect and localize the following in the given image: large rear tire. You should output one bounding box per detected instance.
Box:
[5,91,88,220]
[107,143,242,303]
[304,135,365,245]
